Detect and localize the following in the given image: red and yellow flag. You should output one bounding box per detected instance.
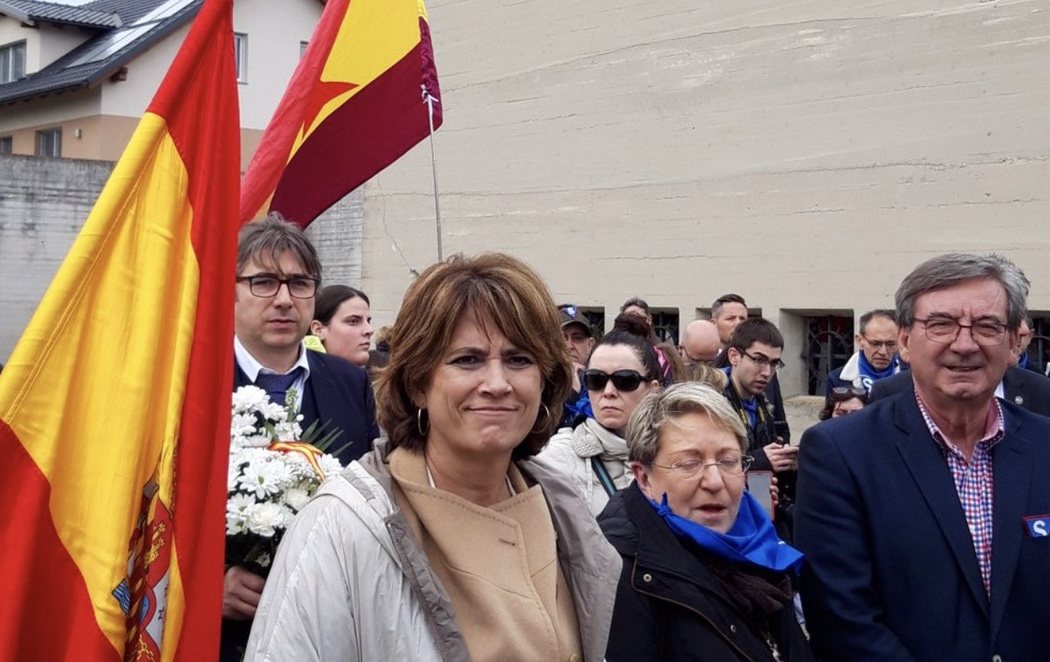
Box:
[240,0,442,227]
[0,0,239,658]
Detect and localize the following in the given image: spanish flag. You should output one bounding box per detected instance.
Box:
[240,0,442,227]
[0,0,239,658]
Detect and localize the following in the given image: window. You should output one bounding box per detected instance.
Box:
[35,128,62,158]
[0,136,12,155]
[0,41,26,84]
[300,40,309,59]
[234,33,247,82]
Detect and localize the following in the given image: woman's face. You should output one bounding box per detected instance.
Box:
[634,412,746,533]
[311,297,373,367]
[587,344,658,435]
[419,314,543,461]
[832,396,865,418]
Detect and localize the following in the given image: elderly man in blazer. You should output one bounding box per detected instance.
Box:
[795,253,1050,662]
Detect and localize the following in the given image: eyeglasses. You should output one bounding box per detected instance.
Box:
[237,274,319,299]
[862,336,897,351]
[739,349,786,372]
[914,317,1007,346]
[650,455,753,479]
[830,386,868,401]
[583,369,647,392]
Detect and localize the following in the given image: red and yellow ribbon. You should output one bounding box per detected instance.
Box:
[267,441,327,480]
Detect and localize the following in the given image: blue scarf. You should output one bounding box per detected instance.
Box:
[858,351,898,391]
[651,491,804,573]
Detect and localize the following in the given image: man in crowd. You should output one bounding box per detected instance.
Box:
[713,293,790,441]
[826,309,902,395]
[722,318,798,537]
[557,304,596,427]
[796,253,1050,662]
[223,214,379,661]
[679,319,721,366]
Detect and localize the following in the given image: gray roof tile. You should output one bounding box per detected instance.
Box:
[0,0,201,105]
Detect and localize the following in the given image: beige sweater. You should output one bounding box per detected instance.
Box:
[389,447,583,662]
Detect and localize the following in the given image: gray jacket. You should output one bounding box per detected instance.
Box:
[246,440,621,661]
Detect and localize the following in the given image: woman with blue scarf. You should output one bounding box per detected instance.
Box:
[598,382,814,662]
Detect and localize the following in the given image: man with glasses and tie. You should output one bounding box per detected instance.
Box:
[826,309,902,395]
[796,253,1050,662]
[224,214,379,661]
[722,317,798,539]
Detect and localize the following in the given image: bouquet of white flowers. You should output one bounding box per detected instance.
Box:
[225,385,343,576]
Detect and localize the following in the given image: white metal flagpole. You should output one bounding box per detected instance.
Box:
[424,88,442,261]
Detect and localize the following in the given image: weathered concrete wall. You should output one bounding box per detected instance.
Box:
[357,0,1050,396]
[0,155,362,364]
[0,155,112,364]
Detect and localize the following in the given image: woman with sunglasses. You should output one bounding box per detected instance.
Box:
[599,383,813,661]
[541,314,663,515]
[818,385,869,421]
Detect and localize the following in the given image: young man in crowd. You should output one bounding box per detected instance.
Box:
[722,317,798,539]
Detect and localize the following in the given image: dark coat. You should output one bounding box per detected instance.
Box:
[234,349,379,464]
[869,366,1050,418]
[598,484,815,662]
[795,381,1050,661]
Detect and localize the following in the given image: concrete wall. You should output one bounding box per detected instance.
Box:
[357,0,1050,396]
[0,153,362,364]
[0,155,113,363]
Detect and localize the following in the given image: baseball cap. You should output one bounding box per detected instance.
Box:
[558,304,593,337]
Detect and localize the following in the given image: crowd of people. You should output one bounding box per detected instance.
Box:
[222,214,1050,661]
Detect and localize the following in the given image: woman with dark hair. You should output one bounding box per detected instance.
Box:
[246,253,619,661]
[818,385,868,421]
[541,313,663,515]
[309,285,373,367]
[600,382,814,661]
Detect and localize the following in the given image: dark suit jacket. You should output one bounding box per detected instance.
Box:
[870,366,1050,417]
[795,383,1050,662]
[234,350,379,464]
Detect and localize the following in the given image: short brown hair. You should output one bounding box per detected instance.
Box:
[373,253,573,459]
[237,213,322,279]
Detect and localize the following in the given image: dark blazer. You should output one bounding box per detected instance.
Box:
[870,366,1050,417]
[599,484,814,662]
[234,350,379,464]
[795,382,1050,662]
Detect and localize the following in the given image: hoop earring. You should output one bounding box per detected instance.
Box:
[416,407,429,437]
[531,404,552,433]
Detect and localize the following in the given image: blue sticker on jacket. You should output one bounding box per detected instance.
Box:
[1023,515,1050,538]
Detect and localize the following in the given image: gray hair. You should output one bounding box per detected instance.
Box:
[237,213,323,281]
[895,253,1029,331]
[626,382,747,466]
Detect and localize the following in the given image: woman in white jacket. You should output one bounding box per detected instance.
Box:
[541,314,662,515]
[245,254,620,661]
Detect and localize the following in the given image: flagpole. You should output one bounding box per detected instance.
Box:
[425,91,443,261]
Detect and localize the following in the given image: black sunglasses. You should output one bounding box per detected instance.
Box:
[584,369,647,392]
[830,386,868,400]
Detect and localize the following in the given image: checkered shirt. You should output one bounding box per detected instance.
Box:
[916,394,1005,596]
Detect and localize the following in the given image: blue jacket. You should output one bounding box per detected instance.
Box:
[795,382,1050,661]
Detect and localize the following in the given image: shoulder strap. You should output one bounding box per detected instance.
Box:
[590,457,618,497]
